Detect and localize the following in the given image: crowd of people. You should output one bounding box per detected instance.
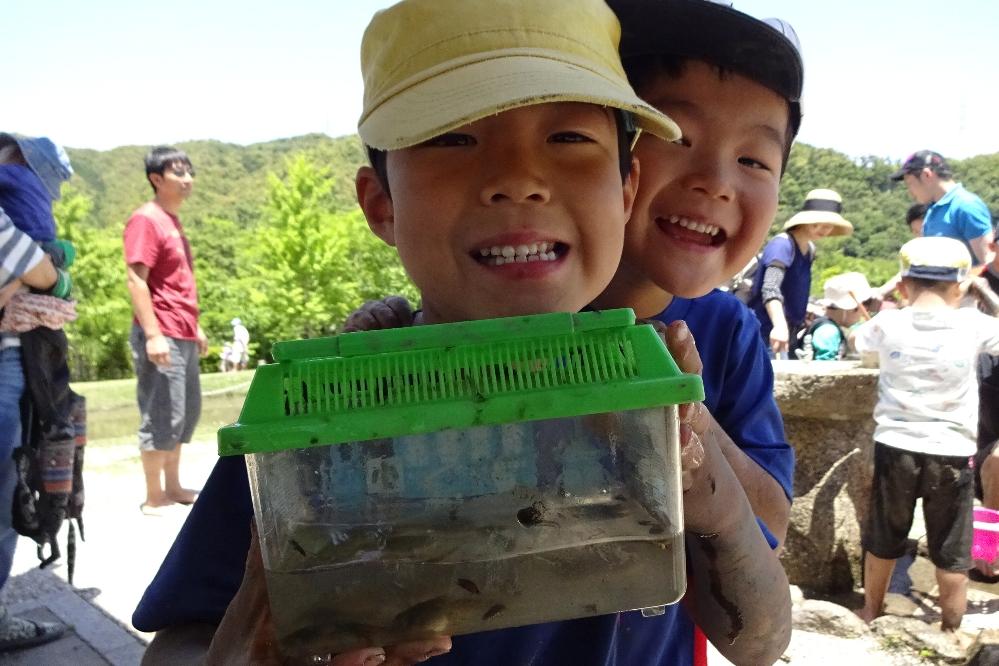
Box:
[0,0,996,664]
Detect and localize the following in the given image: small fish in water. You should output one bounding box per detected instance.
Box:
[456,578,480,595]
[482,604,505,621]
[393,596,450,633]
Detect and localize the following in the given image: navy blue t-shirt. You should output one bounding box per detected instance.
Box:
[0,165,56,242]
[133,290,791,664]
[747,233,814,344]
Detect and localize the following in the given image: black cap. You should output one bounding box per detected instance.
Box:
[608,0,804,138]
[889,150,952,182]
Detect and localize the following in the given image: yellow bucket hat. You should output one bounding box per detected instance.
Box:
[358,0,682,151]
[899,237,971,283]
[782,189,853,236]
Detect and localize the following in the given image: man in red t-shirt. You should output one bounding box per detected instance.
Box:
[123,146,206,515]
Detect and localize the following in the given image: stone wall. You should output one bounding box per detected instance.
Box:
[773,360,879,593]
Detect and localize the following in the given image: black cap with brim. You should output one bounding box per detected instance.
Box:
[889,150,950,182]
[608,0,804,136]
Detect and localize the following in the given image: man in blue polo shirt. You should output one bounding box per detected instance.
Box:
[890,150,993,265]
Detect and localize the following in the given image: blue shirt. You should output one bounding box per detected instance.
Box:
[923,184,993,265]
[133,291,792,664]
[747,233,814,343]
[0,165,56,242]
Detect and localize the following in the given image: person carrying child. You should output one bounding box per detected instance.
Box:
[0,133,86,581]
[747,189,853,357]
[852,237,999,637]
[135,1,793,665]
[0,209,68,650]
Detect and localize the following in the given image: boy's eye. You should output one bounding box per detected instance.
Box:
[422,133,475,147]
[549,132,593,144]
[738,156,773,172]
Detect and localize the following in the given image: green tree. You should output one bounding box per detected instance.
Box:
[243,156,417,358]
[54,186,133,379]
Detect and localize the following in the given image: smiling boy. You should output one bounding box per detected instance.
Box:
[137,1,799,664]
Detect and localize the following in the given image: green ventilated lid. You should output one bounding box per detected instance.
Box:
[218,309,703,456]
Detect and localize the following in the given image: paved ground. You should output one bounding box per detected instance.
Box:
[0,440,219,664]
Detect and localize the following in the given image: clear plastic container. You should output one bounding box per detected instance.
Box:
[248,409,683,655]
[220,310,701,657]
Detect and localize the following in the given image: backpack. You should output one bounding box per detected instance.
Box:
[13,327,85,584]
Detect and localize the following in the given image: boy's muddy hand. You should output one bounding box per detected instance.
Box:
[206,521,450,665]
[644,320,708,490]
[343,296,415,333]
[664,321,708,491]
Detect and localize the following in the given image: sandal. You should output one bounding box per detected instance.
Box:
[0,614,67,651]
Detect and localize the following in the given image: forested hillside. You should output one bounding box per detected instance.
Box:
[51,135,999,380]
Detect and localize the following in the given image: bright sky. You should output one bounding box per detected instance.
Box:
[7,1,998,160]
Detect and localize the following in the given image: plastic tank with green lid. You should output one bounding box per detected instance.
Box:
[219,309,703,657]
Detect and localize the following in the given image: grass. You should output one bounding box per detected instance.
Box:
[73,370,255,447]
[72,369,255,410]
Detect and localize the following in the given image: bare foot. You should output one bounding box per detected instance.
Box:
[853,608,878,624]
[166,488,199,505]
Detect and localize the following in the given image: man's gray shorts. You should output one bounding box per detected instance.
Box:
[129,324,201,452]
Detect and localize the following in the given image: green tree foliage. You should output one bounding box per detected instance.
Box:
[241,156,417,356]
[54,186,132,380]
[53,136,999,379]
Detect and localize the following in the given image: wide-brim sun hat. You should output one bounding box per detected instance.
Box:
[899,236,971,283]
[782,189,853,236]
[608,0,804,140]
[0,132,73,200]
[357,0,681,151]
[819,272,873,309]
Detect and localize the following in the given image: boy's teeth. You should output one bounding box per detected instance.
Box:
[668,216,720,237]
[480,246,559,266]
[479,243,557,265]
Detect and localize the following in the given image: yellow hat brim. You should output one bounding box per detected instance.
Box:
[358,50,681,150]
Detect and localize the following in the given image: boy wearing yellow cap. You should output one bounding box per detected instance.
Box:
[135,1,793,665]
[852,237,999,634]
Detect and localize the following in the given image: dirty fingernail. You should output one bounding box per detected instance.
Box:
[364,654,386,666]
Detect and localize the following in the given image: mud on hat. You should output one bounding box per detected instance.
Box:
[357,0,681,151]
[899,236,971,283]
[0,133,73,200]
[782,189,853,236]
[609,0,804,139]
[820,272,873,310]
[889,150,952,182]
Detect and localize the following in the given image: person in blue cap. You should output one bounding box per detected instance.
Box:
[0,209,68,651]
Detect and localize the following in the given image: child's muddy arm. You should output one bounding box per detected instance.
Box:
[712,427,789,545]
[664,322,788,545]
[682,429,791,666]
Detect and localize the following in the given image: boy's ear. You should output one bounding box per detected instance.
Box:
[356,166,396,246]
[897,279,910,301]
[148,173,163,192]
[622,156,640,223]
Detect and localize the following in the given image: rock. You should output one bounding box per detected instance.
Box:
[882,592,919,617]
[789,585,805,607]
[775,361,880,593]
[870,616,975,664]
[966,629,999,666]
[792,599,871,638]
